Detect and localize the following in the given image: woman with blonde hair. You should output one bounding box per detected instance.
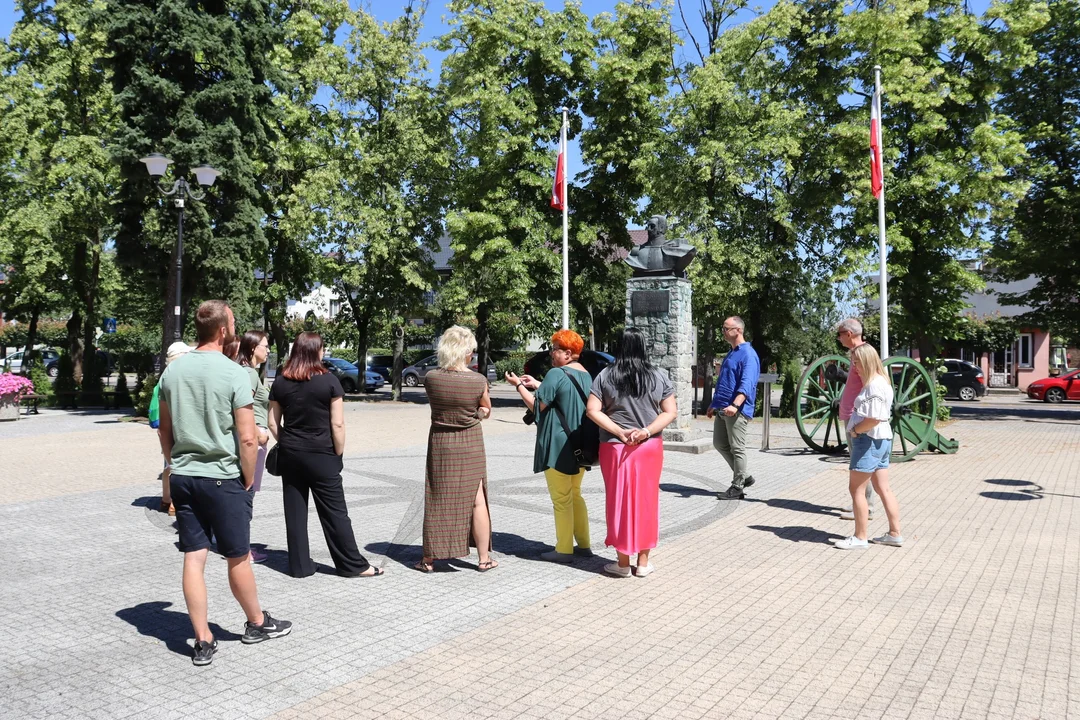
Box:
[506,329,593,563]
[416,325,497,572]
[834,343,904,550]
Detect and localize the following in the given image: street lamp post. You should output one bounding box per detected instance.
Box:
[139,154,222,343]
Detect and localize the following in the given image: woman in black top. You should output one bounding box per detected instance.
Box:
[269,332,383,578]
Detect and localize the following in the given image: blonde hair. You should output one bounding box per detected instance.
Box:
[850,343,886,382]
[437,325,477,370]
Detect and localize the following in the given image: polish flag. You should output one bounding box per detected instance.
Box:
[550,149,565,210]
[870,90,883,198]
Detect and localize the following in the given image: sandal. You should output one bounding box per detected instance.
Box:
[477,559,499,573]
[358,567,384,578]
[414,561,434,573]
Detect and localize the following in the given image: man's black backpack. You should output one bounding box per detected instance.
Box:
[549,368,601,468]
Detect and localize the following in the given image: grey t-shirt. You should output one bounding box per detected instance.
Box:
[590,366,675,443]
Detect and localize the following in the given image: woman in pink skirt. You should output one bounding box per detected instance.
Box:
[586,328,678,577]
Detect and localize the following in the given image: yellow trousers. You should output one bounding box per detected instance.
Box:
[544,468,590,554]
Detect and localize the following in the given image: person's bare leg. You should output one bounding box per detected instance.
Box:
[870,469,902,537]
[226,555,264,625]
[637,550,651,568]
[471,481,495,566]
[849,471,872,540]
[617,551,631,568]
[162,465,172,506]
[182,550,212,642]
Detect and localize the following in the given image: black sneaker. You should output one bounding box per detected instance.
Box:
[242,611,293,645]
[192,639,218,666]
[719,485,745,500]
[573,547,594,557]
[743,476,756,488]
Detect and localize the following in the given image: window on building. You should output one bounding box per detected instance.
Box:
[1018,333,1033,369]
[329,299,341,319]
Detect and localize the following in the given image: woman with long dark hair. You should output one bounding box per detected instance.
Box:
[268,332,383,578]
[236,330,271,563]
[586,328,677,577]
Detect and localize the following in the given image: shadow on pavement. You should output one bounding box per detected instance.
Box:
[365,541,424,570]
[490,532,609,576]
[748,525,843,545]
[743,497,843,517]
[116,601,241,658]
[949,403,1080,424]
[255,546,342,577]
[660,483,716,498]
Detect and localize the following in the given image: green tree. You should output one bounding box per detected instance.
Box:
[324,4,445,388]
[103,0,284,358]
[0,0,118,379]
[993,0,1080,341]
[848,0,1048,358]
[436,0,593,370]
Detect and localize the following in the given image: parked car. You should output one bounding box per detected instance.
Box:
[522,349,615,381]
[402,353,496,387]
[367,354,394,382]
[3,348,60,376]
[322,357,384,393]
[939,359,987,401]
[1026,369,1080,403]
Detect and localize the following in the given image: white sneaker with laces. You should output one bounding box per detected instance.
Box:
[834,536,869,550]
[634,563,655,577]
[604,562,632,577]
[871,534,904,547]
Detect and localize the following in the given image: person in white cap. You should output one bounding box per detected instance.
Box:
[149,341,192,514]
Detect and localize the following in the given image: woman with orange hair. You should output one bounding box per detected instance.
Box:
[506,329,594,563]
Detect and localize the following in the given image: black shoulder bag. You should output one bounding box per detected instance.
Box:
[550,369,601,468]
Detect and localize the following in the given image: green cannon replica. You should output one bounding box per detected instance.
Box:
[794,355,958,462]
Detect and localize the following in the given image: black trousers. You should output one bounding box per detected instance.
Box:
[280,448,370,577]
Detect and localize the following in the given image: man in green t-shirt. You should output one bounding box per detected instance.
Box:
[158,300,292,666]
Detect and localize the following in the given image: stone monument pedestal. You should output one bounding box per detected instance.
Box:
[625,276,697,443]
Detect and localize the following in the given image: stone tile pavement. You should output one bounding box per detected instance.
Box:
[0,403,1077,719]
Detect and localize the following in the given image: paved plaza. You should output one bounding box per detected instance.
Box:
[0,394,1078,719]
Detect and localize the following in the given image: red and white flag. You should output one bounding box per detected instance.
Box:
[870,89,883,198]
[550,145,565,210]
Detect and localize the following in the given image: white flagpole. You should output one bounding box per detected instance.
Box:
[875,66,889,359]
[561,107,569,330]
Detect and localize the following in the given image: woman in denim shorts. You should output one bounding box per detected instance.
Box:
[834,344,904,550]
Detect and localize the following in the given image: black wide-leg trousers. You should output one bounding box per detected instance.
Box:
[280,448,370,577]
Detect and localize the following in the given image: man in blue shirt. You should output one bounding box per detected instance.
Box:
[708,316,761,499]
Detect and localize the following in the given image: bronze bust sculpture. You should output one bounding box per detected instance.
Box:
[625,216,696,278]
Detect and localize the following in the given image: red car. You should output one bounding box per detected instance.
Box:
[1026,369,1080,403]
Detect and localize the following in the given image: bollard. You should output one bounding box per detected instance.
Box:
[759,373,778,451]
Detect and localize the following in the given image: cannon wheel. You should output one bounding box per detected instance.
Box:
[886,356,937,462]
[795,354,849,455]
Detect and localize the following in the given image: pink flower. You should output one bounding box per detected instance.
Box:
[0,373,35,399]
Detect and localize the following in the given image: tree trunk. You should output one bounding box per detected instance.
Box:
[354,315,370,379]
[24,307,40,369]
[476,302,491,381]
[82,235,103,385]
[66,312,83,384]
[268,311,289,375]
[588,303,596,350]
[698,322,716,414]
[391,324,405,401]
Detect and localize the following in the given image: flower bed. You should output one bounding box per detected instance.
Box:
[0,372,35,421]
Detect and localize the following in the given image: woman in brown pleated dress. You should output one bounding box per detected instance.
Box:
[416,325,497,573]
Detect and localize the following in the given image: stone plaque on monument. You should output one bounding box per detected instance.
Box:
[630,290,670,316]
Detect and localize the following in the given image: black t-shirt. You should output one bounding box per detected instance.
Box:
[269,373,343,454]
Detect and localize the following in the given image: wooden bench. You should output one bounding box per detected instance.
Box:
[19,393,45,415]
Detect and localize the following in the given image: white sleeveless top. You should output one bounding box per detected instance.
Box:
[847,375,894,440]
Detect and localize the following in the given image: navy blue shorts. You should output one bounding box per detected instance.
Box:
[170,473,252,558]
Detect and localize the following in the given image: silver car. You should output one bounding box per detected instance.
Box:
[402,354,495,387]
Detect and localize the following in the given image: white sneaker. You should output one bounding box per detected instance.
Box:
[634,563,655,577]
[833,536,869,550]
[840,509,875,521]
[604,562,631,577]
[871,534,904,547]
